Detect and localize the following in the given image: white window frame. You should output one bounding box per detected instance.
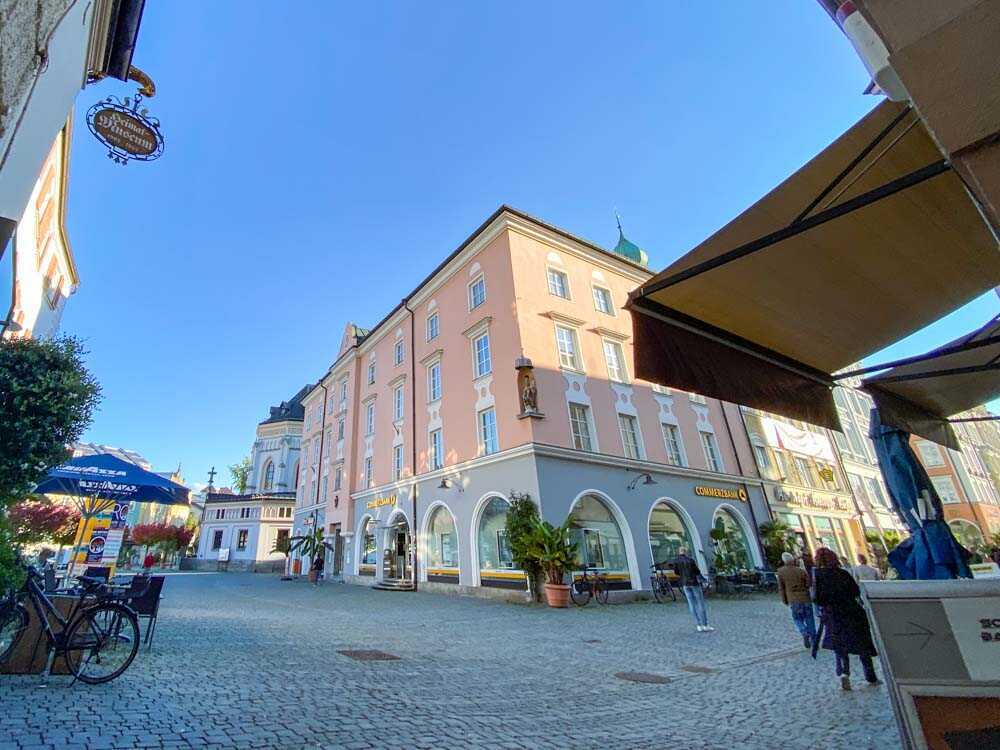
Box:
[427,361,442,402]
[365,403,375,436]
[333,466,342,491]
[661,422,687,467]
[918,441,945,467]
[473,332,492,379]
[931,475,960,504]
[468,274,486,311]
[479,407,499,455]
[618,413,644,460]
[340,378,348,403]
[546,267,571,299]
[568,402,594,452]
[393,384,404,422]
[700,430,724,472]
[394,340,404,366]
[426,312,439,342]
[555,325,582,371]
[602,339,628,383]
[430,428,443,470]
[367,360,376,385]
[592,285,614,315]
[364,457,373,488]
[392,444,404,481]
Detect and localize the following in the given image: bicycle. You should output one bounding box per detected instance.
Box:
[0,562,141,684]
[649,564,677,603]
[570,567,609,606]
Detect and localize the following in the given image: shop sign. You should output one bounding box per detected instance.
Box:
[778,489,851,512]
[694,485,747,502]
[818,467,835,483]
[86,93,164,165]
[367,494,396,510]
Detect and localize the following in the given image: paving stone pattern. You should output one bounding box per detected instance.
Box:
[0,573,900,749]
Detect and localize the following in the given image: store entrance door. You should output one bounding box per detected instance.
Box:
[382,517,411,582]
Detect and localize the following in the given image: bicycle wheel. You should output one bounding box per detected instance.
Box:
[569,579,592,607]
[0,603,29,663]
[594,578,610,605]
[65,602,139,684]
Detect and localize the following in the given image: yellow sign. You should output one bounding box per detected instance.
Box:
[366,495,396,510]
[818,467,835,482]
[694,486,748,502]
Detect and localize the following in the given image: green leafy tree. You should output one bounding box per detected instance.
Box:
[506,497,542,600]
[525,518,578,586]
[865,529,903,575]
[710,526,747,575]
[758,519,797,569]
[229,457,251,495]
[271,534,292,576]
[290,528,333,566]
[0,336,101,506]
[0,336,101,590]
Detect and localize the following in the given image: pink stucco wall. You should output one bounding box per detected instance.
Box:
[312,210,763,538]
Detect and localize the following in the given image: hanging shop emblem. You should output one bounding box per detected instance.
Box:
[86,93,164,165]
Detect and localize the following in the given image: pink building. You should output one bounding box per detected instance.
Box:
[293,207,770,598]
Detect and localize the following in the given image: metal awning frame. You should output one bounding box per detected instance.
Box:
[631,156,951,301]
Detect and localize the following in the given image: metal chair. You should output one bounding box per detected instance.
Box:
[83,566,111,582]
[125,575,165,648]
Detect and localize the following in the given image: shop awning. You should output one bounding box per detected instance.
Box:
[628,99,1000,432]
[858,316,1000,450]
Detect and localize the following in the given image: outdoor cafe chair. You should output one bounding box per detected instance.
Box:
[125,575,165,649]
[83,566,111,582]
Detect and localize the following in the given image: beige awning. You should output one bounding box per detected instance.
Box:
[628,99,1000,433]
[861,316,1000,450]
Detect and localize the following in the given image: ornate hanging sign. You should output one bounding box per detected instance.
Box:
[86,68,163,165]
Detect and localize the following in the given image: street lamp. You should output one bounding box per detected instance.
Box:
[627,472,657,491]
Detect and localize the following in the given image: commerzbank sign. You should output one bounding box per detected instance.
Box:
[366,495,396,510]
[695,485,748,502]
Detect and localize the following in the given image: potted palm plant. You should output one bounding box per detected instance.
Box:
[528,518,578,608]
[289,528,333,583]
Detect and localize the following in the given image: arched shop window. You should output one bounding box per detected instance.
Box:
[712,508,752,573]
[361,518,377,566]
[949,519,984,551]
[426,506,458,569]
[648,502,695,566]
[262,461,274,491]
[478,497,514,571]
[568,494,628,574]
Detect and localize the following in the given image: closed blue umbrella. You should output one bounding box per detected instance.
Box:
[868,409,971,580]
[34,453,190,577]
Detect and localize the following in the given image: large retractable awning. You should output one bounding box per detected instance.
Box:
[628,99,1000,435]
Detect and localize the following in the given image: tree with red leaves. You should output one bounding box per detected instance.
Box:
[8,499,81,547]
[130,522,194,567]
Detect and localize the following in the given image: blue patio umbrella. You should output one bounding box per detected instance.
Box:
[34,453,190,576]
[868,409,972,580]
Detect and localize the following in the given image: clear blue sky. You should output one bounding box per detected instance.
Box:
[61,1,998,490]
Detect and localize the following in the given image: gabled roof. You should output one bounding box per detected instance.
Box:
[259,384,312,425]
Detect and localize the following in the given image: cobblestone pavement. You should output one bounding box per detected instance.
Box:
[0,573,900,749]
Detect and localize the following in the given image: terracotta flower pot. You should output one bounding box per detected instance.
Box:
[544,583,571,608]
[308,570,318,583]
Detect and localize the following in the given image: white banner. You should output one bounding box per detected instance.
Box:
[761,417,835,462]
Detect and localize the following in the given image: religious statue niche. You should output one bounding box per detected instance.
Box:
[515,358,544,419]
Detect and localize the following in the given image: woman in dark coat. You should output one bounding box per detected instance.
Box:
[813,547,879,690]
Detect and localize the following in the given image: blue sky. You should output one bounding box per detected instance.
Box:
[58,1,997,489]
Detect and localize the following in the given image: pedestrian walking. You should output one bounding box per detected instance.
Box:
[143,552,155,571]
[777,552,815,648]
[813,547,880,691]
[852,554,881,582]
[672,547,713,632]
[311,553,325,586]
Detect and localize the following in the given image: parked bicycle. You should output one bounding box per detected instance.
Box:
[649,564,677,603]
[570,567,609,606]
[0,562,140,684]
